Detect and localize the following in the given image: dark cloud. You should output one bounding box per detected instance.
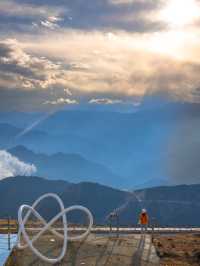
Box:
[0,63,37,79]
[0,15,50,35]
[0,1,63,34]
[0,42,38,78]
[58,0,164,32]
[0,43,12,56]
[1,0,165,33]
[0,39,68,90]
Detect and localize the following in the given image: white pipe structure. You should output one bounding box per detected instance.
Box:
[17,193,93,264]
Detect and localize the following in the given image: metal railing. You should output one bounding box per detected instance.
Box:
[0,217,18,251]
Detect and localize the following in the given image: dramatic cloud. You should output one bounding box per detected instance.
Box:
[0,0,63,33]
[0,39,68,91]
[0,0,200,110]
[0,150,37,179]
[0,32,200,110]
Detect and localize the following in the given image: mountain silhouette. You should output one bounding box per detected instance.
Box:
[0,176,200,226]
[9,145,123,187]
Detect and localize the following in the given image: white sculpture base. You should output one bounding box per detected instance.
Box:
[17,193,93,264]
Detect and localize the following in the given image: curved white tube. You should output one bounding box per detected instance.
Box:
[17,193,66,249]
[17,193,93,264]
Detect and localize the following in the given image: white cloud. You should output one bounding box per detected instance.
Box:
[40,20,59,30]
[64,88,72,96]
[89,98,123,105]
[109,0,134,4]
[43,98,78,105]
[0,150,37,179]
[48,16,63,23]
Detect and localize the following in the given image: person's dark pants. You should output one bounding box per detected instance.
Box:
[141,224,147,234]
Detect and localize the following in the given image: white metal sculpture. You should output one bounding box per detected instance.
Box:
[17,193,93,264]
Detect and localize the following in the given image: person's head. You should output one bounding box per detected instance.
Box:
[141,208,147,214]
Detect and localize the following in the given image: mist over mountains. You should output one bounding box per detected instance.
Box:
[0,99,200,187]
[8,145,123,187]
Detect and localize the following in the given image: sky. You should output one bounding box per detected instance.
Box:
[1,0,200,111]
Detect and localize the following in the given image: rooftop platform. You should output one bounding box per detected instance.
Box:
[6,233,159,266]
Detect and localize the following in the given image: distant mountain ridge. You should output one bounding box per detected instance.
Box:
[0,176,131,224]
[0,176,200,226]
[8,145,123,187]
[1,102,200,187]
[0,112,43,128]
[0,123,47,150]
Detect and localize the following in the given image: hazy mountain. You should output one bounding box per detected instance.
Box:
[33,103,200,185]
[133,178,170,190]
[25,109,169,184]
[0,176,69,218]
[9,145,123,187]
[0,176,131,224]
[0,123,47,150]
[0,123,93,162]
[46,181,132,224]
[118,184,200,226]
[1,102,200,187]
[0,123,20,149]
[56,182,200,226]
[0,112,43,128]
[0,176,200,226]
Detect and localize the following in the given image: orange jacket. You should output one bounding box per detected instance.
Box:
[140,213,149,225]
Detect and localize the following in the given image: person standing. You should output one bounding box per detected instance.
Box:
[139,209,149,234]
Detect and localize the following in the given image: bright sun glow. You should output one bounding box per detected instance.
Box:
[147,31,189,59]
[148,0,200,58]
[161,0,200,27]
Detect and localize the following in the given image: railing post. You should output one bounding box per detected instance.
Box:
[151,217,156,243]
[108,212,119,237]
[116,215,119,237]
[7,216,11,250]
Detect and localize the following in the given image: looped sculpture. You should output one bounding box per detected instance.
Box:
[17,193,93,264]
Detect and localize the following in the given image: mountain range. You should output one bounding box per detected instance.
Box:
[1,176,200,226]
[8,145,123,187]
[1,101,200,187]
[0,123,47,150]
